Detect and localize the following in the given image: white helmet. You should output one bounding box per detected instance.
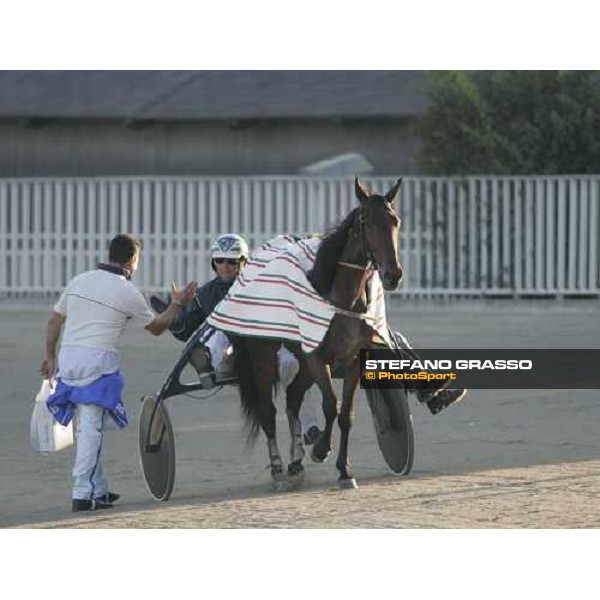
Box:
[210,234,249,261]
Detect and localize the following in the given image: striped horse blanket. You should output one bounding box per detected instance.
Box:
[206,235,391,353]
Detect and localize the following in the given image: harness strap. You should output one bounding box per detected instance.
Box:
[333,306,383,323]
[334,259,377,321]
[337,261,373,271]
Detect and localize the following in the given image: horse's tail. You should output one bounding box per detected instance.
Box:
[231,336,263,443]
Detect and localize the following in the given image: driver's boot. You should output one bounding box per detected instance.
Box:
[426,388,468,415]
[189,346,216,390]
[415,378,468,415]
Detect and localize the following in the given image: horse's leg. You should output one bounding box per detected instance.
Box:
[266,437,285,492]
[304,355,338,464]
[285,365,314,490]
[260,382,286,492]
[246,340,285,492]
[336,358,361,489]
[260,386,286,492]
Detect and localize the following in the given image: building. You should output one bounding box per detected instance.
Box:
[0,70,430,177]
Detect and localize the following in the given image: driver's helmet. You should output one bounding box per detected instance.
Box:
[210,234,249,262]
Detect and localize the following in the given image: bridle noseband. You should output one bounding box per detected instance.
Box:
[337,202,387,272]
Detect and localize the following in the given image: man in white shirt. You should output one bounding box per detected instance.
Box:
[40,233,196,512]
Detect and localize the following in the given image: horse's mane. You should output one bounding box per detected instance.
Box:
[308,208,359,295]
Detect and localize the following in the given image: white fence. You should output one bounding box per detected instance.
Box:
[1,175,599,298]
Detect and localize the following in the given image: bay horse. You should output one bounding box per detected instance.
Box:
[232,177,403,490]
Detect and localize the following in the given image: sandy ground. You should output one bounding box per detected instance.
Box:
[2,298,600,528]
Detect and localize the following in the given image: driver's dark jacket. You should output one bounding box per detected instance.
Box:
[169,277,234,342]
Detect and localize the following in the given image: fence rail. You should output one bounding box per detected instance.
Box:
[1,175,599,298]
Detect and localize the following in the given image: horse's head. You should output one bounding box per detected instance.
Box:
[355,177,403,291]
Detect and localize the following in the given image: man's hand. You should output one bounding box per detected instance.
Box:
[170,281,197,306]
[40,357,55,380]
[145,281,197,336]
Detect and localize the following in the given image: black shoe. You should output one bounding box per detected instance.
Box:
[303,426,322,446]
[427,389,468,415]
[72,498,114,512]
[150,296,169,314]
[415,377,452,403]
[190,347,216,390]
[95,492,120,504]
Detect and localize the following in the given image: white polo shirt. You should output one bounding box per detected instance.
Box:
[54,269,155,385]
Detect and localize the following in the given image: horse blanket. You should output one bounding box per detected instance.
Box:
[206,235,391,353]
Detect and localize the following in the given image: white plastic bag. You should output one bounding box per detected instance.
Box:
[30,379,74,454]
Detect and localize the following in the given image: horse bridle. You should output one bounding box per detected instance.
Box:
[337,204,382,272]
[333,204,393,324]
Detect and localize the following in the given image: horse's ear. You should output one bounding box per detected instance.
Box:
[355,176,370,204]
[384,178,403,205]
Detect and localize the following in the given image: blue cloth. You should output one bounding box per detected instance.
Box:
[47,371,128,429]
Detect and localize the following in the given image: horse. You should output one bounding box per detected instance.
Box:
[231,177,403,490]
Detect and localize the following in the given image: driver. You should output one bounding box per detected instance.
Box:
[151,233,250,386]
[151,233,324,443]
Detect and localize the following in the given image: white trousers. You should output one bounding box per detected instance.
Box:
[72,404,108,500]
[206,329,321,433]
[277,346,320,432]
[298,385,320,432]
[205,330,232,374]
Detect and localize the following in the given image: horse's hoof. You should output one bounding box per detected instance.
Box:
[270,479,286,493]
[287,469,305,491]
[338,478,358,490]
[311,447,331,464]
[288,460,304,477]
[270,472,286,493]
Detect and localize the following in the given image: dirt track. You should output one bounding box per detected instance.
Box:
[3,299,600,528]
[16,460,600,529]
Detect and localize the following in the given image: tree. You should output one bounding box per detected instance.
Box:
[418,71,600,175]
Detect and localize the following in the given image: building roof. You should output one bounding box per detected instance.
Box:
[0,70,431,120]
